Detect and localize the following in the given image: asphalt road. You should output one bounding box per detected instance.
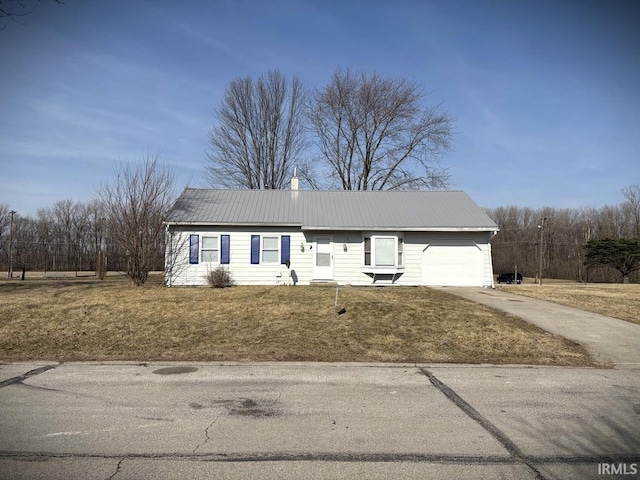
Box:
[0,362,638,480]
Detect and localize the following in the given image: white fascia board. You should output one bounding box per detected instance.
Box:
[165,222,303,228]
[301,226,498,232]
[164,222,499,232]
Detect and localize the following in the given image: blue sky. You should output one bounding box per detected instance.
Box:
[1,0,638,216]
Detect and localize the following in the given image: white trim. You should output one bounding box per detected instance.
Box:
[261,235,280,264]
[165,221,303,228]
[313,236,334,280]
[362,234,404,268]
[304,226,498,232]
[164,222,498,233]
[201,235,220,264]
[362,267,405,274]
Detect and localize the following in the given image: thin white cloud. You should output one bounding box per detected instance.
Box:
[141,1,270,72]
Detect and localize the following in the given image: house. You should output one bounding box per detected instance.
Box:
[164,178,499,287]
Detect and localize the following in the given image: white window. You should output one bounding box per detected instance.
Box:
[262,236,279,263]
[375,237,395,266]
[316,238,331,266]
[363,235,404,267]
[364,237,371,266]
[201,236,219,263]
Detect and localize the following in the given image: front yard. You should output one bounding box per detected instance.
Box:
[0,276,593,365]
[498,283,640,325]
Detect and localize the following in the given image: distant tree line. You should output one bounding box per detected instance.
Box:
[0,155,174,285]
[3,183,638,284]
[0,199,127,275]
[487,185,640,283]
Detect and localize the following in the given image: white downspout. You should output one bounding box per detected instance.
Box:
[164,223,173,287]
[488,230,498,288]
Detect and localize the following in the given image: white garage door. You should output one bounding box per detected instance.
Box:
[422,241,484,286]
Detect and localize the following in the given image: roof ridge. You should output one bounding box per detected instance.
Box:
[183,188,464,194]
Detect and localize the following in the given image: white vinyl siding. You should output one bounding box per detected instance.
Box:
[165,228,495,287]
[166,227,311,286]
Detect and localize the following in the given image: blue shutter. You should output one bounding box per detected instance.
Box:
[250,235,260,264]
[281,235,290,264]
[189,235,199,264]
[221,235,230,264]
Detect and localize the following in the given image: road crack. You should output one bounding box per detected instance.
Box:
[0,365,57,389]
[0,451,637,463]
[418,367,547,480]
[105,458,124,480]
[193,413,222,454]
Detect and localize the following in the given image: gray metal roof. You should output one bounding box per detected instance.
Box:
[166,189,498,231]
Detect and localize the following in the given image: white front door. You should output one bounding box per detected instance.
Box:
[313,236,334,280]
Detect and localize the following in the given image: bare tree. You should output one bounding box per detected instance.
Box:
[622,184,640,239]
[99,153,176,286]
[0,0,63,31]
[205,69,308,189]
[52,199,76,271]
[0,202,9,252]
[12,213,32,276]
[85,200,108,279]
[35,207,54,273]
[308,67,453,191]
[0,203,11,273]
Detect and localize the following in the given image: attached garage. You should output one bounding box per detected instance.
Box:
[422,239,488,287]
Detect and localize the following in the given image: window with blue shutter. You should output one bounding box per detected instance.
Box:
[281,235,290,264]
[189,235,199,264]
[221,235,230,264]
[250,235,260,264]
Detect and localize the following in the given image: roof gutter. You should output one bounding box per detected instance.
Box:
[164,222,500,233]
[301,226,500,232]
[164,221,304,227]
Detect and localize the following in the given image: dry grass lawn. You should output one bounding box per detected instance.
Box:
[498,283,640,325]
[0,275,593,365]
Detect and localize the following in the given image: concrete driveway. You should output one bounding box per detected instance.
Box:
[441,287,640,367]
[0,362,638,480]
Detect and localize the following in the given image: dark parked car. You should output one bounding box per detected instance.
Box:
[497,272,523,284]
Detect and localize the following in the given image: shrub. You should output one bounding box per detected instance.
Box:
[206,266,234,288]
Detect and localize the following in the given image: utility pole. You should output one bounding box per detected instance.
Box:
[537,216,547,286]
[8,210,16,279]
